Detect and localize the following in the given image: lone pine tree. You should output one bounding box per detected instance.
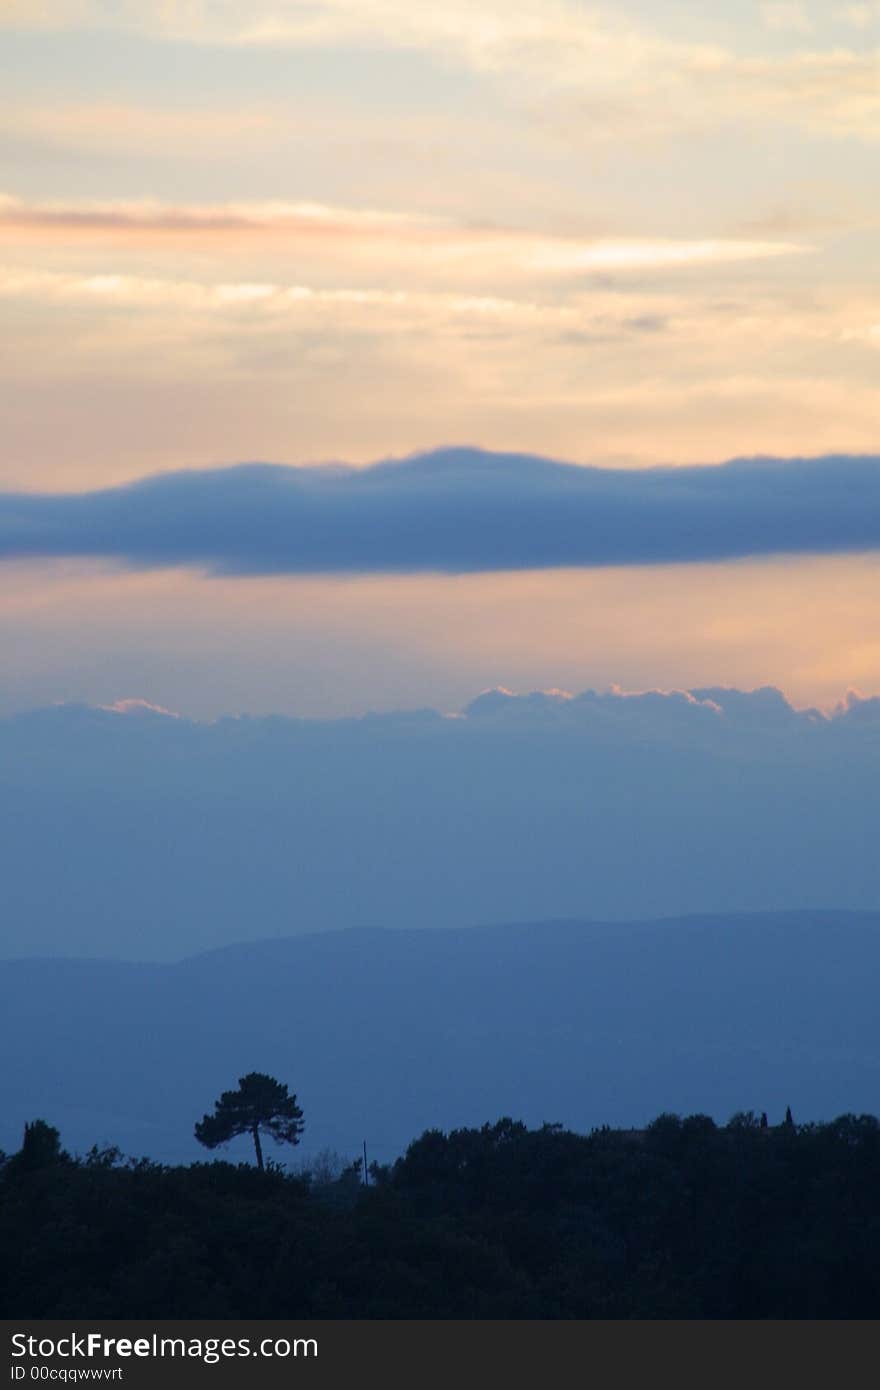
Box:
[194,1072,304,1170]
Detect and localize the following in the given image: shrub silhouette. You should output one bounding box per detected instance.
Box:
[5,1120,69,1177]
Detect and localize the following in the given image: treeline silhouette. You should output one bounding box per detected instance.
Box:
[3,1111,880,1318]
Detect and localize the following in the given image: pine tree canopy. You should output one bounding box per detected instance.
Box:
[194,1073,304,1168]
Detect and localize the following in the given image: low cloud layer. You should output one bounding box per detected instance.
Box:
[3,684,880,961]
[3,449,880,575]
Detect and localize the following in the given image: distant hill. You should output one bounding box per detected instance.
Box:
[3,912,880,1164]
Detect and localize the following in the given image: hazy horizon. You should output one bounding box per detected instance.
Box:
[3,678,878,962]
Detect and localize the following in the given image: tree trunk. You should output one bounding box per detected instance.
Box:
[252,1124,264,1171]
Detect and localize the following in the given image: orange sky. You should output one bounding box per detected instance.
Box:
[2,552,879,718]
[1,1,878,712]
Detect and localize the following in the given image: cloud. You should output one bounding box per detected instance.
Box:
[835,688,880,721]
[2,448,880,576]
[98,697,180,719]
[2,681,880,961]
[0,193,437,237]
[463,683,837,728]
[464,684,728,729]
[2,2,879,142]
[0,1,727,73]
[0,265,573,328]
[0,195,808,278]
[8,681,863,731]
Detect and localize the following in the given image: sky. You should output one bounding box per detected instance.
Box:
[1,0,880,716]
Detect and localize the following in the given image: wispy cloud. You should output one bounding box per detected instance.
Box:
[3,2,879,141]
[0,1,724,72]
[0,193,436,235]
[0,194,809,276]
[0,264,580,331]
[2,449,880,575]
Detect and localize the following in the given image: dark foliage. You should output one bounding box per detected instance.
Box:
[194,1073,304,1172]
[2,1112,880,1317]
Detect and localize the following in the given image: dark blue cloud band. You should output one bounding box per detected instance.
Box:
[2,448,879,574]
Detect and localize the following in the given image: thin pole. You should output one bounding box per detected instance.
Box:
[363,1139,369,1186]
